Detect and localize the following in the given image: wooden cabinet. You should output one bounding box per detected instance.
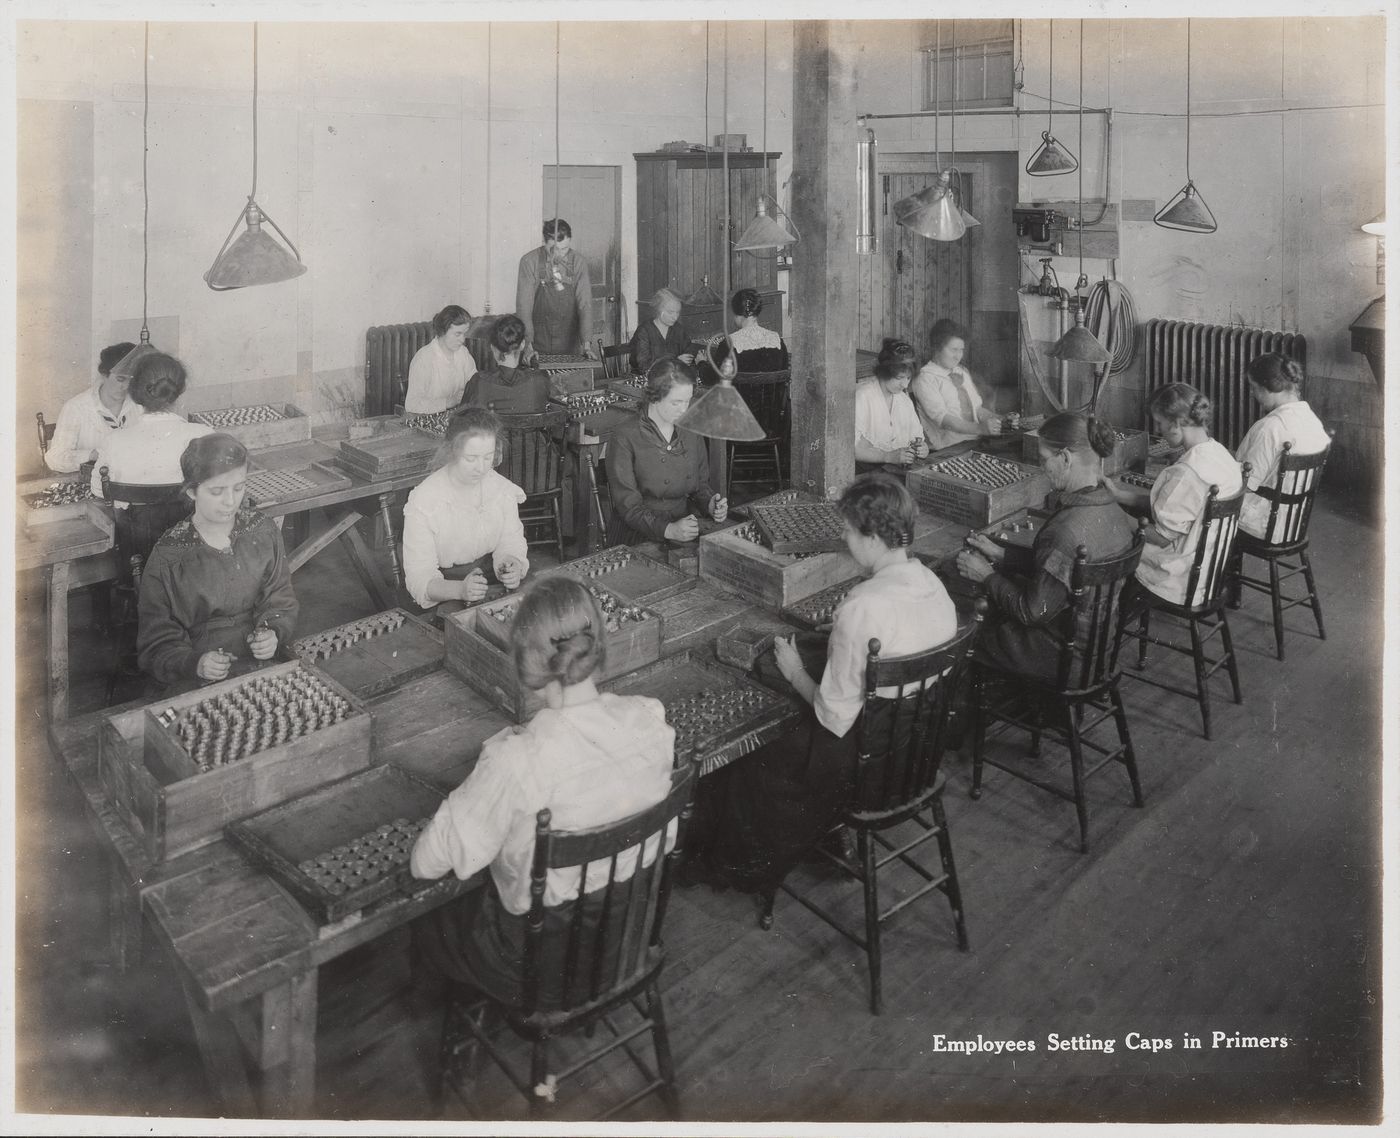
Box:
[634,151,785,343]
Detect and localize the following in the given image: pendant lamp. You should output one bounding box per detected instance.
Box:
[205,25,307,290]
[679,23,765,444]
[1026,20,1078,177]
[1049,21,1111,367]
[894,22,978,241]
[734,22,797,254]
[1155,20,1216,234]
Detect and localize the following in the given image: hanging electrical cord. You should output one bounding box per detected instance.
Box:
[484,23,491,310]
[140,22,150,343]
[1084,278,1138,377]
[552,22,560,230]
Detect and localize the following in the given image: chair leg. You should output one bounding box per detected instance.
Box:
[1268,557,1286,661]
[769,442,782,489]
[931,795,970,951]
[858,828,883,1015]
[1064,704,1090,854]
[969,669,985,799]
[647,982,681,1119]
[759,887,777,931]
[1301,550,1326,641]
[1110,685,1144,807]
[1220,610,1243,705]
[528,1038,553,1119]
[551,499,565,565]
[1136,608,1150,669]
[1186,617,1212,740]
[726,443,736,493]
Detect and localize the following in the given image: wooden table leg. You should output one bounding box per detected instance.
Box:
[340,514,396,611]
[47,560,70,724]
[286,509,360,574]
[108,857,142,971]
[377,492,403,587]
[259,971,319,1118]
[181,980,259,1117]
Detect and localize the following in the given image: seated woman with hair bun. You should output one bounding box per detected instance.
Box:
[1113,383,1242,608]
[685,474,957,895]
[956,411,1137,681]
[90,350,212,499]
[137,433,298,694]
[401,406,529,612]
[727,288,789,373]
[405,304,478,414]
[410,576,677,1007]
[854,338,930,475]
[460,314,562,415]
[1235,353,1330,542]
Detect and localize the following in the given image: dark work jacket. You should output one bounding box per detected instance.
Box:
[604,410,713,545]
[462,365,554,415]
[629,320,690,374]
[978,482,1135,683]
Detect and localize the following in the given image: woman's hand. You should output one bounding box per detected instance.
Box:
[911,436,930,461]
[773,636,803,683]
[678,352,695,365]
[887,445,919,466]
[980,415,1003,437]
[965,533,1004,561]
[665,515,700,542]
[956,549,995,583]
[247,628,279,661]
[495,556,525,591]
[708,494,728,523]
[196,650,233,682]
[460,568,489,602]
[582,340,598,361]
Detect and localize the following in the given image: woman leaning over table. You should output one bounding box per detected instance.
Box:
[854,338,930,475]
[410,575,676,1008]
[604,358,727,546]
[629,287,695,374]
[405,305,478,414]
[137,433,298,696]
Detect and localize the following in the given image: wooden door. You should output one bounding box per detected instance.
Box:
[543,165,622,346]
[881,172,971,355]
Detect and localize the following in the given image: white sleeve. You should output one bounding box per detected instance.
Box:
[854,384,882,450]
[910,369,955,428]
[491,477,530,573]
[410,729,526,881]
[46,397,87,473]
[404,345,435,414]
[814,596,871,738]
[402,487,444,608]
[1235,419,1279,493]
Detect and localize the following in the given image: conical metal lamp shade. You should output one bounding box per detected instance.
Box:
[894,177,966,242]
[734,199,796,251]
[1026,131,1079,176]
[1361,213,1385,236]
[685,278,723,307]
[676,378,765,442]
[1048,310,1112,365]
[205,203,307,290]
[1154,180,1217,233]
[960,206,981,228]
[110,342,160,380]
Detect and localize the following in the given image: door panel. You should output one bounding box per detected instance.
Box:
[882,172,970,355]
[543,165,621,345]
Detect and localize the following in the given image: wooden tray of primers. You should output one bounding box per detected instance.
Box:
[337,428,442,480]
[1115,469,1156,491]
[226,765,445,925]
[751,500,849,555]
[730,487,821,520]
[473,582,662,661]
[189,402,312,449]
[601,651,801,777]
[554,545,697,605]
[244,462,352,508]
[780,576,863,632]
[906,451,1050,527]
[979,506,1053,554]
[292,608,444,699]
[21,479,97,529]
[699,521,859,611]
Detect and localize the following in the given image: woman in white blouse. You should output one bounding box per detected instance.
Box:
[45,341,141,473]
[909,318,1003,451]
[91,351,212,499]
[401,407,529,612]
[404,305,478,414]
[854,338,929,474]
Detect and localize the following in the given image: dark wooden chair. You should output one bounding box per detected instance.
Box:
[97,467,191,704]
[36,411,56,463]
[438,765,695,1120]
[1231,440,1331,661]
[759,615,982,1016]
[971,530,1146,854]
[595,336,633,382]
[497,408,570,565]
[726,370,790,493]
[1123,478,1247,740]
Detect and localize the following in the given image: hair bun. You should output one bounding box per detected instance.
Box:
[1085,415,1116,459]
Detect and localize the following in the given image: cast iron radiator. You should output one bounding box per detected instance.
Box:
[364,322,433,417]
[1144,320,1307,451]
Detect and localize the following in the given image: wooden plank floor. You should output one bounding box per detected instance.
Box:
[13,493,1383,1124]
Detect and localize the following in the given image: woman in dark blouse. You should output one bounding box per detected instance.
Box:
[461,314,561,415]
[137,433,298,694]
[604,359,727,545]
[629,288,694,374]
[955,411,1136,681]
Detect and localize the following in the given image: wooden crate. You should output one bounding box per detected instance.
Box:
[780,576,864,631]
[472,582,663,664]
[336,428,442,481]
[600,651,802,777]
[244,462,352,508]
[649,580,754,657]
[292,608,444,699]
[906,452,1051,527]
[698,522,860,610]
[226,764,445,925]
[551,545,697,605]
[99,663,374,863]
[442,614,545,722]
[1021,426,1148,476]
[751,500,848,555]
[188,403,311,449]
[22,492,113,538]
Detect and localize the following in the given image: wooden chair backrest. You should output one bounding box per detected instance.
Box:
[1055,525,1146,696]
[36,411,55,458]
[733,370,791,440]
[98,466,191,585]
[1254,438,1332,548]
[521,765,695,1019]
[595,336,631,380]
[1181,475,1248,613]
[496,409,569,497]
[851,614,982,819]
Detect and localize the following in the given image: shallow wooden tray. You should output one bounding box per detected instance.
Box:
[552,545,697,605]
[292,608,444,698]
[751,500,848,556]
[189,402,311,449]
[244,461,352,508]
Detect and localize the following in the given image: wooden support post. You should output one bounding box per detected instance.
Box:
[789,21,859,499]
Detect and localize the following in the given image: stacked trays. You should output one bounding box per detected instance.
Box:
[337,428,443,481]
